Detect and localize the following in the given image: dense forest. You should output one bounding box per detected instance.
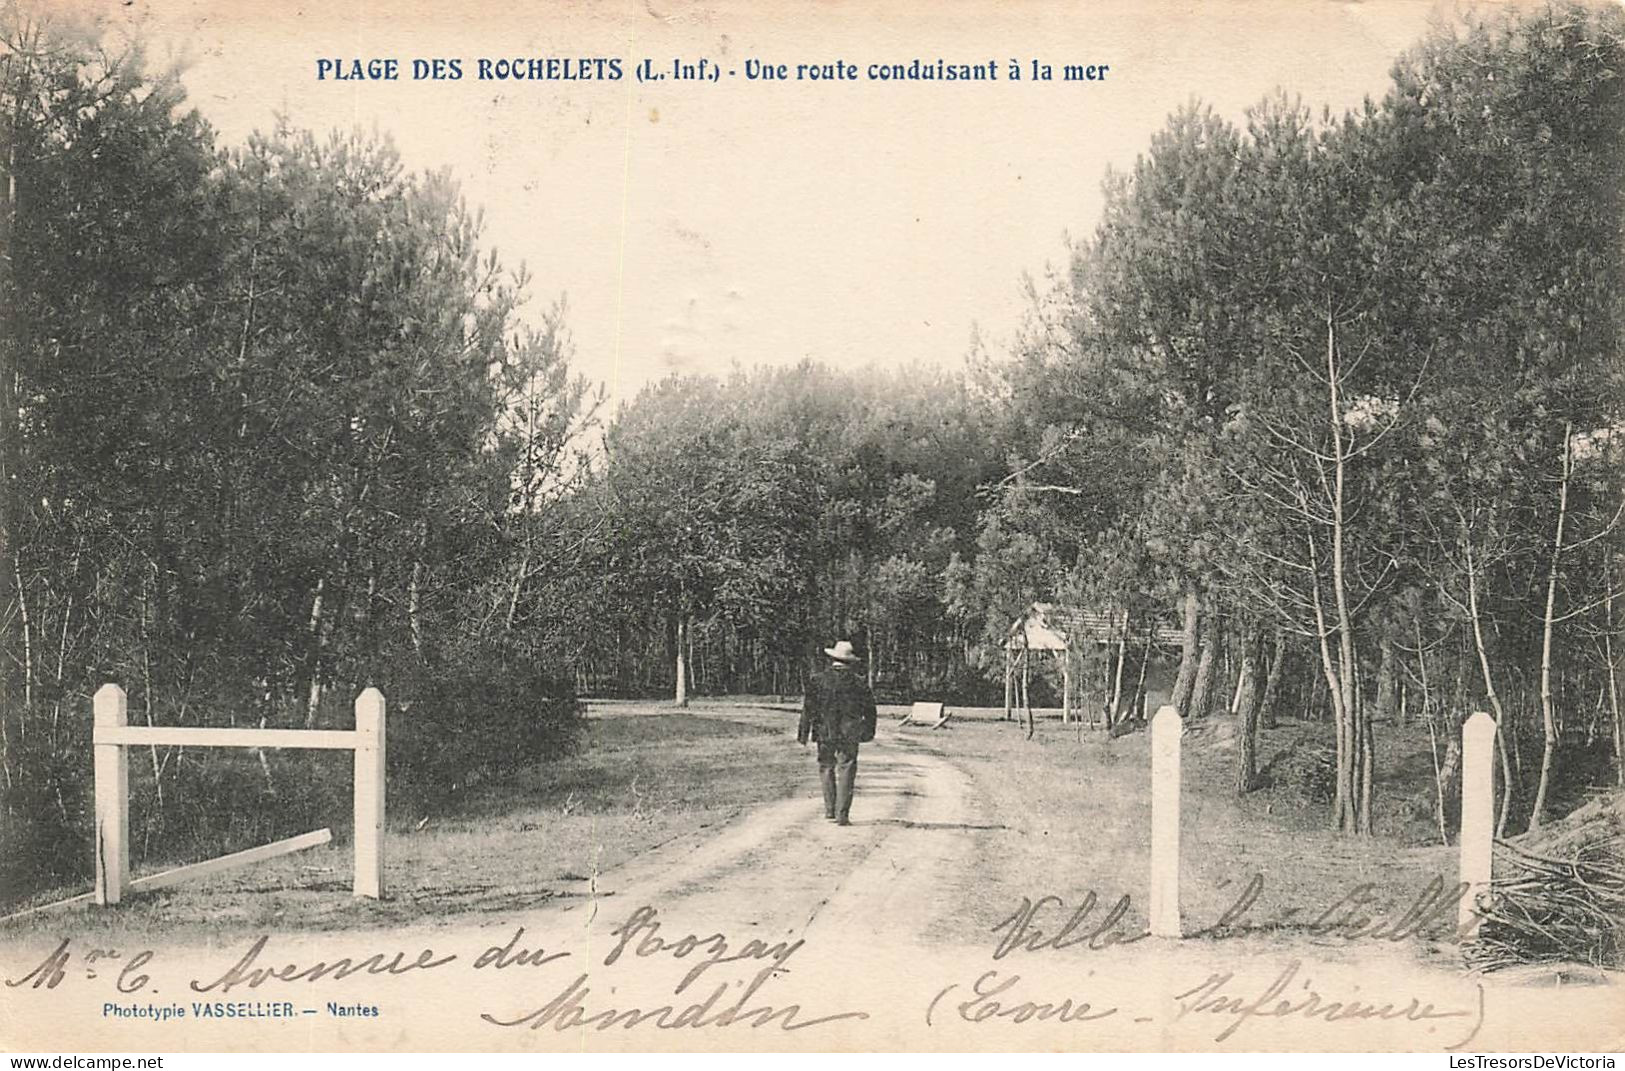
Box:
[2,3,1621,906]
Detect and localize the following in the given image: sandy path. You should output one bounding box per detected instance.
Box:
[543,720,979,951]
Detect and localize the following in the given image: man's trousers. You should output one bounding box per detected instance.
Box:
[816,741,859,823]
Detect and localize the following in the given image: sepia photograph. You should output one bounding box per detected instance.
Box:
[0,0,1622,1056]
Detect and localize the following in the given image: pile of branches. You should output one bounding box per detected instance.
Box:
[1464,792,1625,973]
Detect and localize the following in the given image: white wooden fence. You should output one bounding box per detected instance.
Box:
[1149,705,1182,937]
[91,683,386,905]
[1457,710,1495,936]
[1148,704,1497,940]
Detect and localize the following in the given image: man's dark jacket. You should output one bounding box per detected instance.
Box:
[798,664,878,745]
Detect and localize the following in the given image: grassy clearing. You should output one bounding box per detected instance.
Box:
[0,708,805,940]
[923,712,1461,966]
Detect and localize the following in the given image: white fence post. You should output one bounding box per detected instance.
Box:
[1459,710,1496,937]
[1150,704,1182,938]
[93,684,129,905]
[353,687,386,899]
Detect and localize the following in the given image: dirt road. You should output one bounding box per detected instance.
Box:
[557,718,982,950]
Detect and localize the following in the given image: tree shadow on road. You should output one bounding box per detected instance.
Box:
[862,819,1015,832]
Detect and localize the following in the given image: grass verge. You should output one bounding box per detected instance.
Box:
[0,708,805,940]
[921,713,1462,968]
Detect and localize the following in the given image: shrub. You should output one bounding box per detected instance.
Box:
[384,648,584,812]
[1286,745,1337,804]
[0,729,91,906]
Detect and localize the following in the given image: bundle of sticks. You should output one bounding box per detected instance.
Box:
[1465,794,1625,973]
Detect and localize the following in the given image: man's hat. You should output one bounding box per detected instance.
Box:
[823,640,862,663]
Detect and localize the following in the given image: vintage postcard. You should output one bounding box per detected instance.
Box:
[2,0,1623,1056]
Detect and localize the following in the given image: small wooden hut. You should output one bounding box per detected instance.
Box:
[1003,603,1182,729]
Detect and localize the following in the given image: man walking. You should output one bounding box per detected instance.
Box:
[797,640,877,825]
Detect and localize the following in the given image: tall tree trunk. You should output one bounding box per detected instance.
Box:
[1322,312,1370,835]
[1062,648,1072,725]
[1259,630,1283,729]
[688,617,697,696]
[1441,635,1467,830]
[1170,587,1200,715]
[1425,713,1448,845]
[0,37,26,725]
[1358,691,1374,836]
[1235,630,1261,794]
[1359,642,1381,833]
[1022,642,1034,739]
[1530,423,1572,828]
[867,622,876,691]
[1228,647,1252,716]
[1607,573,1623,789]
[1132,626,1152,723]
[674,615,689,707]
[12,552,31,710]
[1413,618,1448,844]
[1004,643,1013,721]
[1464,539,1515,837]
[1374,634,1396,724]
[407,559,424,656]
[1107,613,1129,728]
[1308,526,1354,831]
[504,549,531,633]
[1608,632,1623,787]
[1189,605,1217,719]
[140,583,165,844]
[304,577,327,727]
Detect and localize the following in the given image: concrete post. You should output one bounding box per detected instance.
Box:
[93,684,129,906]
[353,688,386,899]
[1150,704,1182,937]
[1459,710,1496,937]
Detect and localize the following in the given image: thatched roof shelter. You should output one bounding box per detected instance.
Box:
[1002,602,1182,733]
[1005,602,1183,651]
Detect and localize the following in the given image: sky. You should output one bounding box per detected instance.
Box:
[104,0,1467,407]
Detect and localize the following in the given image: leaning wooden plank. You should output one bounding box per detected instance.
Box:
[930,711,953,730]
[1,829,335,922]
[0,891,95,924]
[129,828,332,893]
[94,726,358,750]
